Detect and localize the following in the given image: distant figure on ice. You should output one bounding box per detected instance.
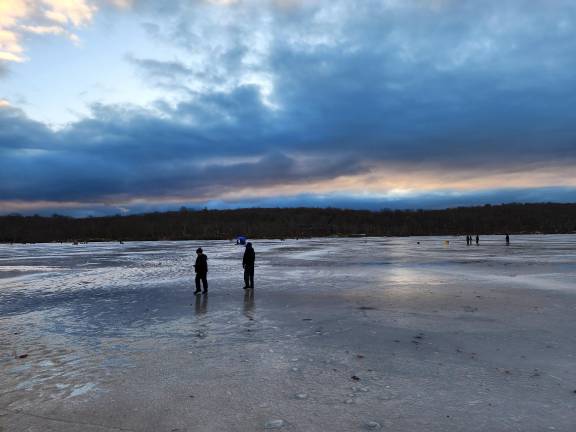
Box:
[506,234,510,245]
[243,242,255,289]
[475,235,480,245]
[194,248,208,294]
[466,235,470,245]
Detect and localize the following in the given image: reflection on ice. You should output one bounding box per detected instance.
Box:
[194,294,208,316]
[1,235,576,431]
[243,289,255,320]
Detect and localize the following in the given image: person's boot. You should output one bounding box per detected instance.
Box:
[194,290,201,295]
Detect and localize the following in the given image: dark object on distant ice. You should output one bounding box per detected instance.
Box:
[358,306,377,310]
[243,242,255,289]
[506,233,510,245]
[194,248,208,294]
[351,375,361,381]
[18,354,28,359]
[476,234,480,245]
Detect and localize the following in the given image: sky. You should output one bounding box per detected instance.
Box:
[1,0,575,216]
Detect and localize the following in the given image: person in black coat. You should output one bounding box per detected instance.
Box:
[243,242,255,289]
[194,248,208,294]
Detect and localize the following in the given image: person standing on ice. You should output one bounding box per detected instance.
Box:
[242,242,255,289]
[506,234,510,245]
[475,235,480,245]
[194,248,208,295]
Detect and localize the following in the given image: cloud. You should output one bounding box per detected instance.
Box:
[0,0,126,66]
[43,0,96,25]
[1,0,576,213]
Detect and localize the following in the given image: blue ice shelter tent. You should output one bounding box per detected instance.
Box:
[236,236,247,245]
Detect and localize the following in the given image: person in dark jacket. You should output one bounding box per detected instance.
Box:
[194,248,208,294]
[242,242,255,289]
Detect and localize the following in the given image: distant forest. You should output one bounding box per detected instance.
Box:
[1,203,575,243]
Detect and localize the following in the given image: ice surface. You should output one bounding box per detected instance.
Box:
[1,236,576,431]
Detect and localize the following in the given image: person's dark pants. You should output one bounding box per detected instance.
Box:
[195,273,208,292]
[244,265,254,288]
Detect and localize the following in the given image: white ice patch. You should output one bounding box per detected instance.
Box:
[69,382,96,398]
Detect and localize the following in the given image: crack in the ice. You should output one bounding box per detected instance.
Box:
[1,408,136,431]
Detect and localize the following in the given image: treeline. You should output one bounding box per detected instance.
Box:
[1,203,575,243]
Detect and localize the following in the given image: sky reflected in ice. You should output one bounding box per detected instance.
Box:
[1,235,575,407]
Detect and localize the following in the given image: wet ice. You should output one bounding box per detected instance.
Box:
[1,236,576,431]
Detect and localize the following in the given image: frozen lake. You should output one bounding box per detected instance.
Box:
[1,236,576,431]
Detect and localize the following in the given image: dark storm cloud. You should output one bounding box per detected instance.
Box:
[1,0,576,211]
[0,107,54,150]
[128,0,576,165]
[0,103,364,202]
